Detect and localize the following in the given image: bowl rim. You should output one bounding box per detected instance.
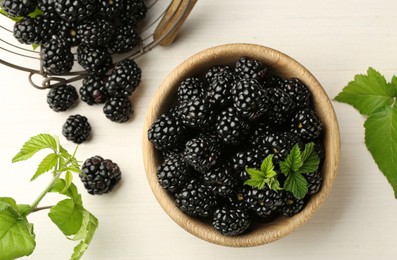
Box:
[142,43,341,247]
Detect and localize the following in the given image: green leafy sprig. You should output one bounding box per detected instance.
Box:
[0,134,97,260]
[335,67,397,198]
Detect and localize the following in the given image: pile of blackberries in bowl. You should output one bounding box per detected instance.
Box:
[143,43,340,246]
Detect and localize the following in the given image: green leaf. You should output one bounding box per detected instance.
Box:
[364,105,397,198]
[260,154,275,173]
[62,171,73,194]
[280,144,303,176]
[12,133,58,163]
[244,168,266,189]
[50,179,82,205]
[70,210,98,260]
[0,200,36,260]
[31,152,58,181]
[48,199,83,236]
[284,173,308,200]
[299,143,320,174]
[334,67,395,116]
[0,197,17,210]
[244,155,281,191]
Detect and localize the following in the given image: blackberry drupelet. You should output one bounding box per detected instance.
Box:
[120,0,147,25]
[41,37,74,74]
[80,156,122,195]
[98,0,124,19]
[176,77,206,103]
[80,75,108,105]
[103,96,133,123]
[281,78,311,108]
[203,162,237,197]
[205,65,233,84]
[1,0,36,17]
[290,108,323,141]
[108,24,139,54]
[105,59,142,97]
[57,20,80,46]
[37,0,58,18]
[206,69,235,107]
[305,170,323,195]
[281,191,305,217]
[77,19,114,46]
[77,44,112,75]
[178,97,213,129]
[243,186,283,218]
[62,114,91,144]
[261,131,302,164]
[235,56,266,80]
[157,153,190,193]
[261,73,284,88]
[230,78,268,120]
[174,179,218,218]
[54,0,96,22]
[266,87,296,126]
[215,107,250,145]
[47,84,78,112]
[212,206,251,236]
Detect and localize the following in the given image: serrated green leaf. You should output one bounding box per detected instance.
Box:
[301,142,314,162]
[70,210,98,260]
[62,171,73,194]
[334,67,395,116]
[48,199,83,236]
[245,167,266,180]
[364,105,397,198]
[50,179,82,205]
[280,144,303,176]
[244,178,266,190]
[12,134,58,163]
[0,197,17,210]
[284,172,308,200]
[299,142,320,174]
[0,200,36,260]
[31,152,58,181]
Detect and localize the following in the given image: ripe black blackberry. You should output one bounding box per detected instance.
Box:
[1,0,36,17]
[177,77,206,103]
[243,186,283,218]
[54,0,96,22]
[103,96,133,123]
[290,108,323,141]
[281,78,311,108]
[98,0,124,19]
[108,24,139,54]
[77,44,112,75]
[205,65,233,84]
[266,87,296,126]
[261,131,302,164]
[235,56,266,80]
[57,20,80,46]
[157,153,190,193]
[105,59,142,97]
[62,114,91,144]
[41,37,74,74]
[37,0,58,18]
[203,162,237,197]
[80,75,108,105]
[177,97,213,129]
[80,156,122,195]
[120,0,147,25]
[13,16,57,45]
[206,69,235,107]
[77,19,114,46]
[174,179,218,218]
[281,191,305,217]
[230,79,268,120]
[183,135,222,173]
[261,73,284,88]
[305,171,322,195]
[47,84,78,112]
[215,107,250,145]
[212,206,251,236]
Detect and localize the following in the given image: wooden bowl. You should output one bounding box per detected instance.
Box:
[142,43,340,247]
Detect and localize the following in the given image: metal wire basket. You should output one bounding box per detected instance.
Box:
[0,0,196,89]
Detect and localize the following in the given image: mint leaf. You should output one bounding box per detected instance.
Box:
[48,199,84,236]
[364,105,397,198]
[279,144,303,175]
[31,152,58,181]
[70,210,98,260]
[284,173,308,200]
[12,134,58,163]
[0,200,36,260]
[334,67,395,116]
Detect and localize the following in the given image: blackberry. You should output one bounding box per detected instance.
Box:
[98,0,124,19]
[120,0,147,25]
[47,84,78,112]
[103,96,133,123]
[77,44,112,75]
[290,108,323,141]
[105,59,142,97]
[262,131,302,164]
[215,107,250,145]
[281,78,311,108]
[13,16,56,45]
[281,191,305,217]
[231,146,271,181]
[177,77,206,103]
[77,19,114,47]
[80,156,122,195]
[205,65,233,84]
[206,69,235,107]
[62,114,91,144]
[306,171,322,195]
[174,179,218,218]
[230,79,268,120]
[147,109,187,153]
[108,24,139,54]
[178,97,213,129]
[57,20,80,46]
[80,75,108,105]
[37,0,58,18]
[212,206,251,236]
[203,162,237,197]
[54,0,96,22]
[183,135,222,173]
[41,37,74,74]
[266,87,295,126]
[1,0,36,17]
[261,73,284,88]
[243,186,283,218]
[235,56,266,80]
[157,153,191,193]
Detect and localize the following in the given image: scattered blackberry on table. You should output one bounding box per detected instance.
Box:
[77,44,112,76]
[105,59,142,97]
[305,170,323,195]
[77,19,114,47]
[80,155,122,195]
[235,56,266,80]
[215,107,250,145]
[290,108,323,141]
[281,78,311,108]
[1,0,36,17]
[41,37,74,74]
[157,153,191,193]
[177,77,206,103]
[62,114,91,144]
[47,84,78,112]
[212,206,251,236]
[203,162,237,197]
[174,179,218,218]
[80,75,108,105]
[54,0,96,22]
[281,191,305,217]
[108,24,139,54]
[103,96,133,123]
[266,87,296,126]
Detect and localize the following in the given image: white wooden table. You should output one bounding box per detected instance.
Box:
[1,1,397,259]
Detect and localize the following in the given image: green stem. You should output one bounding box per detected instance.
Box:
[29,171,62,214]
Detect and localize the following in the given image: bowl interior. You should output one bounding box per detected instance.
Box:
[142,43,340,247]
